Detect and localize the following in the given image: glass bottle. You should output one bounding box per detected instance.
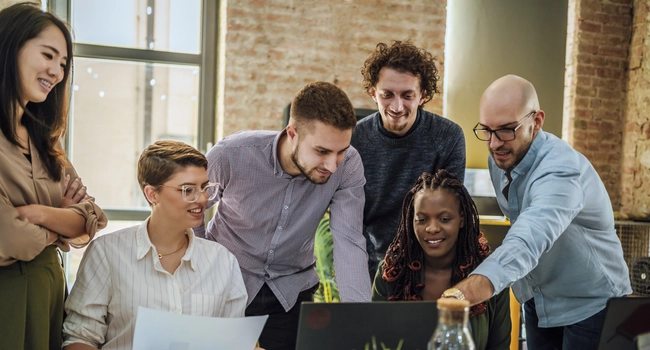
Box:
[428,298,476,350]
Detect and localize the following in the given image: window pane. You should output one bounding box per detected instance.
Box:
[69,58,200,210]
[71,0,202,54]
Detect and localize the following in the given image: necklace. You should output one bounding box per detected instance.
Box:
[157,235,188,259]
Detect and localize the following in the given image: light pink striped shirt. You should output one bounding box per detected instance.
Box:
[63,218,247,349]
[196,130,371,311]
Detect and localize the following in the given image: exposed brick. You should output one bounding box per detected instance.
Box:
[599,46,629,58]
[577,65,597,75]
[574,110,592,122]
[579,21,603,32]
[577,85,598,97]
[221,0,447,135]
[610,14,633,27]
[593,12,611,23]
[597,88,625,99]
[602,24,631,36]
[577,96,591,108]
[596,67,625,79]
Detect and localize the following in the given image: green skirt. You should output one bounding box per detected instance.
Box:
[0,246,65,350]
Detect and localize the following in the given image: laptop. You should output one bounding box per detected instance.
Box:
[296,301,438,350]
[597,296,650,350]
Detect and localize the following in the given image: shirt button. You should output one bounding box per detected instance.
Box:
[277,225,282,230]
[499,283,504,287]
[269,250,274,254]
[504,178,508,183]
[283,205,289,210]
[264,265,269,269]
[533,287,538,292]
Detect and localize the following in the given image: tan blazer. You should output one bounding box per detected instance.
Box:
[0,131,107,266]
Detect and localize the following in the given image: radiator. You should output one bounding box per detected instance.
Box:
[615,221,650,296]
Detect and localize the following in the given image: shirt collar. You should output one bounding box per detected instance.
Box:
[271,128,305,180]
[136,217,198,271]
[271,129,285,176]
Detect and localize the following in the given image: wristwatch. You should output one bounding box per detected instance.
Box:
[441,287,466,300]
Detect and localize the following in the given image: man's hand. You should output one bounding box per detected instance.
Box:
[61,175,91,208]
[446,274,495,306]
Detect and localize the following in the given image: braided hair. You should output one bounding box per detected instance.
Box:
[381,169,490,317]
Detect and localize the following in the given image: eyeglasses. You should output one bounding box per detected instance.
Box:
[473,111,536,142]
[161,182,219,203]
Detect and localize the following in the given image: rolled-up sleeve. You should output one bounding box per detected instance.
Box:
[0,193,49,266]
[61,200,108,249]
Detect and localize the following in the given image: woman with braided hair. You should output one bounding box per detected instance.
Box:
[372,170,511,350]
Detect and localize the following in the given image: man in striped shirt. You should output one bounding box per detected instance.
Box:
[196,81,372,350]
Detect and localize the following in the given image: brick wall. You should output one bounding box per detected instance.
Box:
[622,0,650,213]
[565,0,633,210]
[220,0,447,136]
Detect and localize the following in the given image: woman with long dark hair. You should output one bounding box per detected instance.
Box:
[373,170,510,349]
[0,3,107,348]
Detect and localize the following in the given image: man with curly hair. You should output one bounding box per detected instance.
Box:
[352,41,466,278]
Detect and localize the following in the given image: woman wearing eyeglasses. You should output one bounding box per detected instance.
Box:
[62,140,249,350]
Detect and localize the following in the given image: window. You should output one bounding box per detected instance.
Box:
[48,0,218,286]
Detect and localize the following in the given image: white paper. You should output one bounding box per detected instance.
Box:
[132,307,268,350]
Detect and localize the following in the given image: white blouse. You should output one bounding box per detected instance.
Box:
[63,218,248,349]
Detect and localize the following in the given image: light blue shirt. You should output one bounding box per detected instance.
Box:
[472,131,631,328]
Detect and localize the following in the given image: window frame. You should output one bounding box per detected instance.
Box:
[49,0,219,222]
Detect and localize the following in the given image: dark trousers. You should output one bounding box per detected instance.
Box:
[524,299,607,350]
[245,283,318,350]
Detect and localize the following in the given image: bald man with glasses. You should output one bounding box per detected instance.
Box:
[441,75,631,350]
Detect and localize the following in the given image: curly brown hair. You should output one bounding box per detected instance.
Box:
[361,40,440,107]
[381,170,490,317]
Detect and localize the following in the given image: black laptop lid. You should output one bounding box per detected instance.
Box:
[296,301,438,350]
[597,297,650,350]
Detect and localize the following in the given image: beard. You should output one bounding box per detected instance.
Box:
[492,136,534,172]
[381,110,411,134]
[290,144,331,185]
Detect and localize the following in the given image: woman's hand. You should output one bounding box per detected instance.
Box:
[61,175,91,208]
[47,231,60,246]
[16,204,44,226]
[16,204,85,238]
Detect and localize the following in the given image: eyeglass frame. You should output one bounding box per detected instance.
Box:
[157,182,219,203]
[472,111,537,142]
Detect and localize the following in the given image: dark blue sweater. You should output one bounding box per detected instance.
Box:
[351,109,466,278]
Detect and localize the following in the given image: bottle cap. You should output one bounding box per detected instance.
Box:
[437,297,470,310]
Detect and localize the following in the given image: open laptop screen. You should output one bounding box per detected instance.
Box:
[597,297,650,350]
[296,301,438,350]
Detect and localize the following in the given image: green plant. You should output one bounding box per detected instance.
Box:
[313,210,340,302]
[360,336,404,350]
